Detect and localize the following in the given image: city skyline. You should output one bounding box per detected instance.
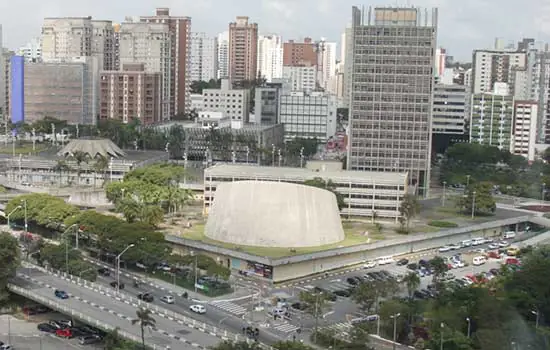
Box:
[1,0,550,61]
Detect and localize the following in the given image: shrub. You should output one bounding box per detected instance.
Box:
[428,220,458,228]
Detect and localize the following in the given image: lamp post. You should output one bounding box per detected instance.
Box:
[531,309,540,329]
[23,199,28,233]
[183,152,188,185]
[271,144,275,166]
[471,191,476,220]
[109,157,113,182]
[440,322,445,350]
[278,149,282,167]
[541,183,546,208]
[390,313,400,350]
[466,317,471,338]
[245,146,250,164]
[6,205,21,228]
[442,181,447,207]
[300,147,304,168]
[231,150,236,164]
[116,244,135,294]
[466,174,471,188]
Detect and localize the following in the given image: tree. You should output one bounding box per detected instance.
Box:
[209,341,261,350]
[398,194,420,233]
[0,232,20,303]
[273,341,314,350]
[69,150,90,186]
[303,177,345,210]
[93,155,109,188]
[19,233,44,260]
[299,290,331,341]
[402,272,421,300]
[52,160,71,186]
[457,182,496,216]
[429,256,449,285]
[132,307,156,350]
[5,193,79,228]
[352,279,399,313]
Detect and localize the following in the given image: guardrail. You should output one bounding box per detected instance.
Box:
[22,262,274,350]
[7,283,164,349]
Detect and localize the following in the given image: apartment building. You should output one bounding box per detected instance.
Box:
[257,34,283,82]
[217,31,229,79]
[202,79,250,122]
[1,49,15,121]
[140,8,192,116]
[470,90,514,151]
[228,16,258,85]
[282,65,316,93]
[471,48,527,94]
[118,21,171,120]
[190,32,218,82]
[283,38,317,66]
[99,63,162,125]
[279,91,337,142]
[318,41,336,90]
[0,25,4,119]
[432,84,469,134]
[512,101,538,161]
[18,38,42,63]
[347,6,437,196]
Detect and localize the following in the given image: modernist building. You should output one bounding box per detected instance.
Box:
[347,7,437,197]
[282,65,316,93]
[228,16,258,85]
[190,32,218,82]
[257,34,283,82]
[470,91,514,151]
[99,63,162,125]
[283,38,317,66]
[203,163,408,221]
[202,79,250,122]
[511,101,538,161]
[254,82,287,125]
[279,91,337,142]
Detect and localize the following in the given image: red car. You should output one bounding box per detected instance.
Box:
[506,258,520,266]
[55,328,73,338]
[486,251,501,259]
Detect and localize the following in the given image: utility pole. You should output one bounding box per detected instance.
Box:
[194,255,198,293]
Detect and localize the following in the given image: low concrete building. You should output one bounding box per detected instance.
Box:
[202,79,250,122]
[203,164,408,221]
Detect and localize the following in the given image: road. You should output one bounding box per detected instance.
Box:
[0,334,100,350]
[11,266,223,349]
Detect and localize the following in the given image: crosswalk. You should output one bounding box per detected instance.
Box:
[324,322,353,336]
[273,323,301,333]
[210,301,248,316]
[322,280,353,292]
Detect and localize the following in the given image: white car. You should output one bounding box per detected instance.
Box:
[190,305,206,314]
[498,241,510,248]
[449,244,461,250]
[488,243,500,250]
[438,246,452,253]
[160,295,174,304]
[363,261,377,269]
[452,261,465,268]
[0,345,14,350]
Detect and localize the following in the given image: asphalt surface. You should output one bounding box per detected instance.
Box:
[0,334,100,350]
[11,266,222,349]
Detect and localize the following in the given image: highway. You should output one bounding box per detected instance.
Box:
[11,265,225,349]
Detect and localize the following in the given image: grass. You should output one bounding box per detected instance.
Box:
[178,222,384,258]
[0,142,50,154]
[428,220,459,228]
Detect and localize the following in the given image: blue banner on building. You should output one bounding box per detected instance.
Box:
[10,56,24,124]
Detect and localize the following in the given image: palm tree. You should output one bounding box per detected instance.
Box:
[402,271,421,300]
[93,155,109,188]
[131,307,156,350]
[70,151,89,186]
[52,160,70,186]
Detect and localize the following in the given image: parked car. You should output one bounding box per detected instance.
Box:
[97,268,110,276]
[406,263,418,270]
[137,293,154,302]
[160,295,175,304]
[438,246,452,253]
[346,277,358,285]
[506,247,520,256]
[396,258,409,266]
[488,243,500,250]
[23,305,51,315]
[110,281,124,289]
[448,243,461,250]
[54,290,69,299]
[363,261,377,269]
[486,251,501,259]
[55,328,73,338]
[190,304,206,314]
[333,289,351,297]
[0,344,13,350]
[79,334,102,345]
[498,241,510,248]
[291,302,308,311]
[37,323,57,333]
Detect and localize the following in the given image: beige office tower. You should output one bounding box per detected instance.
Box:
[40,17,114,70]
[229,16,258,86]
[0,24,4,119]
[347,6,438,197]
[140,8,192,117]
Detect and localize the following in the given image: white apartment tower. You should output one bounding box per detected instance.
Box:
[512,101,538,161]
[0,25,4,119]
[257,34,283,82]
[190,32,218,82]
[282,65,316,93]
[217,31,229,79]
[471,49,526,94]
[18,38,42,62]
[118,21,172,119]
[318,41,336,90]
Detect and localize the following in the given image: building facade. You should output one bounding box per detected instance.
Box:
[347,6,437,196]
[228,16,258,85]
[282,65,316,93]
[190,32,218,82]
[10,56,24,124]
[471,49,527,94]
[432,84,469,134]
[254,82,285,125]
[283,38,317,66]
[99,63,162,125]
[257,34,283,82]
[512,101,538,161]
[279,91,337,142]
[469,92,514,151]
[202,79,250,122]
[203,164,408,221]
[0,25,4,119]
[140,8,192,117]
[318,41,336,90]
[18,38,42,63]
[1,49,14,121]
[217,31,229,79]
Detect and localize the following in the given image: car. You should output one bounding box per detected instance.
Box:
[487,251,501,259]
[291,302,308,311]
[333,289,351,297]
[396,258,409,266]
[190,304,206,314]
[346,277,358,285]
[160,295,175,304]
[489,268,500,276]
[452,261,465,268]
[79,334,102,345]
[23,305,51,315]
[438,245,452,253]
[363,261,377,269]
[55,328,73,338]
[507,247,520,256]
[488,243,500,250]
[54,290,69,299]
[406,263,418,270]
[0,344,13,350]
[448,243,461,250]
[97,268,110,276]
[70,327,92,337]
[137,293,154,302]
[49,320,72,329]
[498,240,510,248]
[413,290,425,299]
[37,323,57,333]
[418,259,429,267]
[110,281,125,289]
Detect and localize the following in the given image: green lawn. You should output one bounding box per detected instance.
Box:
[0,143,50,154]
[178,222,384,258]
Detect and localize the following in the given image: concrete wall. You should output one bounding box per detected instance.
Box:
[67,190,109,207]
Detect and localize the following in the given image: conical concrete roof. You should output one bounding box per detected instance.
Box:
[57,138,126,158]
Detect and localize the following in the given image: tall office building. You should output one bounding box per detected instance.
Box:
[318,41,337,90]
[140,8,192,117]
[257,34,283,82]
[2,49,14,121]
[118,20,172,120]
[347,6,438,196]
[228,16,258,85]
[18,38,42,63]
[217,31,229,79]
[0,25,4,119]
[190,32,218,82]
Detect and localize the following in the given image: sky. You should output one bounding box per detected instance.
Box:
[1,0,550,61]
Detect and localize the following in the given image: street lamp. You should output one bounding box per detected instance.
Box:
[471,191,477,220]
[442,181,447,207]
[116,244,135,294]
[271,144,276,166]
[6,205,21,228]
[440,322,445,350]
[541,183,546,208]
[23,199,28,233]
[245,146,250,164]
[278,149,282,167]
[466,317,471,338]
[300,147,304,168]
[531,309,540,329]
[390,313,400,350]
[466,174,471,188]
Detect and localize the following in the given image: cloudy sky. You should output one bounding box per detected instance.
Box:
[1,0,549,61]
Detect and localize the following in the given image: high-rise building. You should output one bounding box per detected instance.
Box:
[512,101,538,161]
[217,31,229,79]
[0,25,4,119]
[2,49,14,121]
[347,6,438,196]
[471,48,526,94]
[40,17,114,70]
[318,41,337,90]
[282,65,316,93]
[257,34,283,82]
[432,84,469,135]
[99,63,162,125]
[470,88,514,151]
[113,23,121,70]
[435,48,446,81]
[18,38,42,63]
[118,20,172,120]
[190,32,218,82]
[228,16,258,85]
[140,8,192,117]
[283,38,317,66]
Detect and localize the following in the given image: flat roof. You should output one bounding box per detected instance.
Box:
[204,164,408,184]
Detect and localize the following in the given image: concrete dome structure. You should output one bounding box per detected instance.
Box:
[57,138,126,158]
[205,181,345,248]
